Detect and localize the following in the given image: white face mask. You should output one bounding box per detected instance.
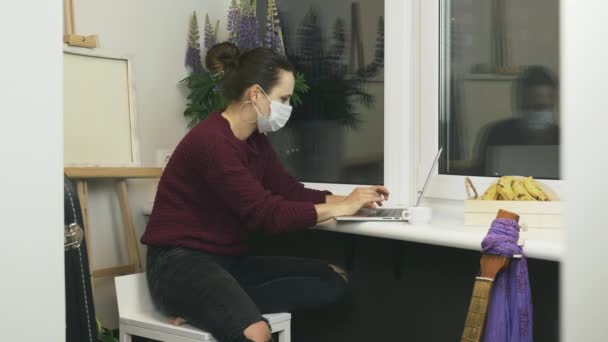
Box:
[524,110,555,130]
[252,87,293,133]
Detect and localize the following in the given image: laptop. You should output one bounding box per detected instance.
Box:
[485,145,559,179]
[336,147,444,222]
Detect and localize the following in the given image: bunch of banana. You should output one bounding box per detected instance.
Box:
[513,179,535,201]
[481,183,498,200]
[523,176,549,201]
[481,176,549,201]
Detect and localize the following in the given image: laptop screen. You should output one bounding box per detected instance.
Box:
[485,145,559,179]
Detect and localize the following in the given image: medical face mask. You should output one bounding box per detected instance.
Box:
[252,87,293,133]
[524,110,555,130]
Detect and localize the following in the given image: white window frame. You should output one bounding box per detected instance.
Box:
[417,0,564,201]
[304,0,417,207]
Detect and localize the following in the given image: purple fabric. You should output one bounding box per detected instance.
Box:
[481,218,533,342]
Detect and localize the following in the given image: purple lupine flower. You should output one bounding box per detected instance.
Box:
[264,0,285,54]
[186,11,204,73]
[248,16,261,49]
[263,0,274,48]
[204,14,217,51]
[249,0,260,48]
[227,0,241,44]
[237,2,249,48]
[237,0,251,49]
[237,0,260,50]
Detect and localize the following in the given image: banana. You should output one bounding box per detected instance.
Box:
[482,183,499,200]
[523,176,549,201]
[513,179,536,201]
[497,176,517,200]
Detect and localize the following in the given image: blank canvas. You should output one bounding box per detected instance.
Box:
[64,50,139,166]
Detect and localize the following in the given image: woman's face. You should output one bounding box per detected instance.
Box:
[254,69,294,117]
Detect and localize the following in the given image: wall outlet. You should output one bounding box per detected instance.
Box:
[156,149,173,168]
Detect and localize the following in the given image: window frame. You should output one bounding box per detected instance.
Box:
[304,0,564,203]
[417,0,564,201]
[303,0,417,207]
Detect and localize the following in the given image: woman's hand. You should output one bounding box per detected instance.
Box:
[315,186,390,223]
[339,186,390,216]
[168,317,187,326]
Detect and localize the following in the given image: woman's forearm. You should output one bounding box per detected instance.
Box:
[314,202,347,223]
[325,194,347,204]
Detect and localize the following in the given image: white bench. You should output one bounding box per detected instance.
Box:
[115,273,292,342]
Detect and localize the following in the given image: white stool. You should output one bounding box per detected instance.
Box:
[115,273,291,342]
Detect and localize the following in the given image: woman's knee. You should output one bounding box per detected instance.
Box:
[327,264,350,302]
[243,320,272,342]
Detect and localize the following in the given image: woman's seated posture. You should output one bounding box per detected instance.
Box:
[141,42,389,342]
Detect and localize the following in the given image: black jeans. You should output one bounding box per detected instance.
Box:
[146,245,349,342]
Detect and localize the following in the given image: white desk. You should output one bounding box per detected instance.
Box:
[143,198,563,262]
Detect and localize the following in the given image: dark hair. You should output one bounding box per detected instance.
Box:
[205,42,294,102]
[520,65,557,91]
[205,42,295,102]
[205,42,240,77]
[514,65,558,108]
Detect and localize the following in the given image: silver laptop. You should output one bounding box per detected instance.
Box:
[485,145,559,179]
[336,147,443,221]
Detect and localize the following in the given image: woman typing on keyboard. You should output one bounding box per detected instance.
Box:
[140,42,390,342]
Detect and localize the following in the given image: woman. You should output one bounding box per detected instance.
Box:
[141,42,389,342]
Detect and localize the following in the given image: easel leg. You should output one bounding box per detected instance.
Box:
[116,179,142,273]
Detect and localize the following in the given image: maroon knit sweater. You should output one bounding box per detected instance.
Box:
[140,112,329,255]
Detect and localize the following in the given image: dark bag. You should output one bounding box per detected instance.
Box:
[64,176,98,342]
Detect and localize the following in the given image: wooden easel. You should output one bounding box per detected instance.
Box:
[63,0,98,48]
[64,167,162,294]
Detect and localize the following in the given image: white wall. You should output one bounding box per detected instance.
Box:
[72,0,229,328]
[0,1,64,341]
[561,1,608,341]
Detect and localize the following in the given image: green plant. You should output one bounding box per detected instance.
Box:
[182,70,309,128]
[97,320,118,342]
[182,73,227,128]
[284,7,385,129]
[182,1,310,128]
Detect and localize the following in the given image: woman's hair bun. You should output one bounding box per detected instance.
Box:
[205,42,240,77]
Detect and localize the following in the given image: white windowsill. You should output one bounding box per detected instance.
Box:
[315,198,562,262]
[142,198,562,262]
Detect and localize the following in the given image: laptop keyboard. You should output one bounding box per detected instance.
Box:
[368,208,404,218]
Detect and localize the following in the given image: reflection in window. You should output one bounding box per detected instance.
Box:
[260,0,385,184]
[440,0,560,179]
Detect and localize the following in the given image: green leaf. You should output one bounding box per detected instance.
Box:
[182,70,224,127]
[292,72,310,107]
[96,324,119,342]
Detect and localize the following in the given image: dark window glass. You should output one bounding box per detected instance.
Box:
[261,0,385,184]
[440,0,560,179]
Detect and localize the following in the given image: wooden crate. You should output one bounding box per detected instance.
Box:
[464,177,562,229]
[464,199,562,229]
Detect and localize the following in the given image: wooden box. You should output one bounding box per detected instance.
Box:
[464,178,562,229]
[464,199,562,229]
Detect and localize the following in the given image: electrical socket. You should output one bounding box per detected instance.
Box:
[156,149,173,168]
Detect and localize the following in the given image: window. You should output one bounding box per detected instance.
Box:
[439,0,560,180]
[262,0,385,185]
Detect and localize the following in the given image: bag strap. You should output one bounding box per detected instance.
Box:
[64,176,84,250]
